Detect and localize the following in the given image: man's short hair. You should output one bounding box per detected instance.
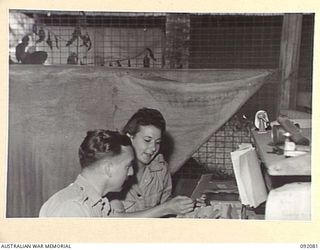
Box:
[79,129,131,168]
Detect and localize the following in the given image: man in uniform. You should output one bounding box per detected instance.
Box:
[39,129,134,217]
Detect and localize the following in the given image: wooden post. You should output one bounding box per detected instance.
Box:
[94,27,105,66]
[279,14,303,112]
[164,14,190,69]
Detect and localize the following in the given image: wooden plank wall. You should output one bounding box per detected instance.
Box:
[279,14,303,111]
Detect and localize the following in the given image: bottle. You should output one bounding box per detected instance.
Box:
[283,132,296,157]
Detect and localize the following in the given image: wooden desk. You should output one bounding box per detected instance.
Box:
[251,129,311,176]
[251,125,312,219]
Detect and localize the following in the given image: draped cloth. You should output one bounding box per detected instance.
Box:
[7,65,274,217]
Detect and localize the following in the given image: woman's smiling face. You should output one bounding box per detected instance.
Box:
[129,125,162,166]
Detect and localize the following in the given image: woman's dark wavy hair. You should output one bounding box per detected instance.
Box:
[79,129,131,169]
[122,107,166,136]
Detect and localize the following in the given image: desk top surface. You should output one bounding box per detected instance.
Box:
[251,129,311,176]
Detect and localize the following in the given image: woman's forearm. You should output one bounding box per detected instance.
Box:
[115,202,172,218]
[113,196,195,218]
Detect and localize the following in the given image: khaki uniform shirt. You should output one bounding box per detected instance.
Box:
[122,154,172,212]
[39,175,111,217]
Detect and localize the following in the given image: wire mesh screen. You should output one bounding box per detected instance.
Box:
[9,10,314,179]
[189,15,283,69]
[10,11,166,67]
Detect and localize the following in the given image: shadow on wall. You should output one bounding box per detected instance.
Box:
[160,131,174,164]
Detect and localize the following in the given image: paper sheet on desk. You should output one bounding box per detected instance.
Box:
[231,144,268,208]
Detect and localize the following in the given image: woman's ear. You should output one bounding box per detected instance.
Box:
[126,133,134,141]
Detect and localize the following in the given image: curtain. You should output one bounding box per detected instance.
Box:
[7,65,274,217]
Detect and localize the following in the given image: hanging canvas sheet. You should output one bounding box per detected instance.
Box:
[7,65,274,217]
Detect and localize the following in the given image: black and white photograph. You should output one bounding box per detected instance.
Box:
[3,1,320,244]
[7,9,314,221]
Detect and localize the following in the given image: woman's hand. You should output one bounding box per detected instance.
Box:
[165,196,195,215]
